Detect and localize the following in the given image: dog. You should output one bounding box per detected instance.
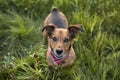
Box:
[42,7,83,68]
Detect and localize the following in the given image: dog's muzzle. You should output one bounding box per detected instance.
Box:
[50,50,69,65]
[56,50,63,57]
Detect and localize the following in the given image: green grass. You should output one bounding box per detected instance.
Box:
[0,0,120,80]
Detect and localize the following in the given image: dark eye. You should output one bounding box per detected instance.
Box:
[52,37,57,42]
[64,38,69,42]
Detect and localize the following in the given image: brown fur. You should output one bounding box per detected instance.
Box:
[42,7,83,68]
[47,28,76,67]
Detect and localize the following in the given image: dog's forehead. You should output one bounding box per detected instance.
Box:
[53,28,68,37]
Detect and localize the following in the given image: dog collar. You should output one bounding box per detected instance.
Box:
[50,51,69,65]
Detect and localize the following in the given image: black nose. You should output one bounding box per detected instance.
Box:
[56,50,63,55]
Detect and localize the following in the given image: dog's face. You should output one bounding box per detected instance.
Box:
[48,28,71,58]
[42,24,83,58]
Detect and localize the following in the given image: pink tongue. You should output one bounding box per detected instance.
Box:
[55,59,62,64]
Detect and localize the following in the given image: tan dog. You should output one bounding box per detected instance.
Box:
[42,7,83,68]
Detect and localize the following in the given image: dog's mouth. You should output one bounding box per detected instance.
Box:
[52,49,63,58]
[53,51,63,58]
[55,54,63,58]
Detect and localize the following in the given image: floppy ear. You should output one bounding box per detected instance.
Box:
[42,24,56,37]
[68,24,83,39]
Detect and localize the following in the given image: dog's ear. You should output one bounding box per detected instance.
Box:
[68,24,83,39]
[42,24,56,37]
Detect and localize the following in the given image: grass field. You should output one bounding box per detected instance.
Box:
[0,0,120,80]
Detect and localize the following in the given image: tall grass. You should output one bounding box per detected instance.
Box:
[0,0,120,80]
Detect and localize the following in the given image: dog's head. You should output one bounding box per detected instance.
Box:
[42,23,83,58]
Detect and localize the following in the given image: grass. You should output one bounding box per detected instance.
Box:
[0,0,120,80]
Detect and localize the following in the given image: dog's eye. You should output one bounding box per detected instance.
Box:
[52,37,57,42]
[64,38,69,42]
